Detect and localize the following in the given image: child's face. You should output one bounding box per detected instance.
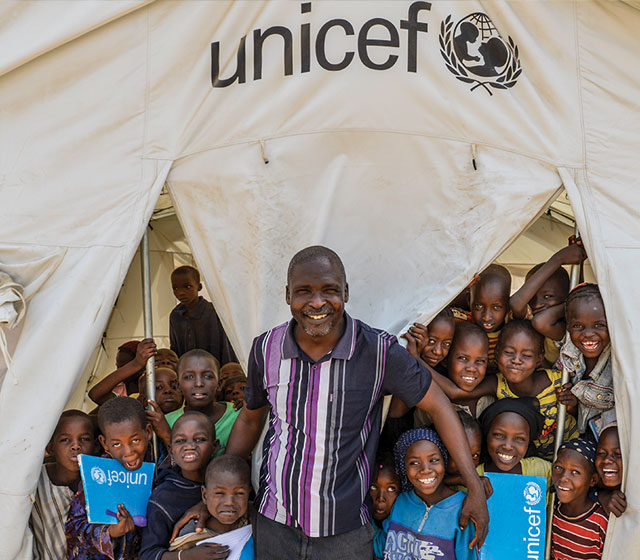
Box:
[203,470,250,529]
[179,356,219,408]
[420,317,455,368]
[567,298,609,359]
[486,412,529,473]
[223,380,245,404]
[170,417,218,475]
[171,272,201,307]
[154,369,183,414]
[405,440,447,504]
[369,466,400,521]
[529,276,567,314]
[156,348,179,371]
[448,335,488,392]
[49,416,96,473]
[99,419,151,471]
[471,281,509,333]
[595,427,622,488]
[553,449,597,504]
[447,428,482,475]
[497,331,543,385]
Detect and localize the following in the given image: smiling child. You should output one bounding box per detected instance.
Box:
[478,398,551,492]
[595,420,626,518]
[165,350,239,457]
[557,284,614,434]
[551,439,608,560]
[140,411,219,560]
[30,411,97,560]
[373,428,476,560]
[66,397,152,560]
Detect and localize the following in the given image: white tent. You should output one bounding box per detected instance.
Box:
[1,1,638,558]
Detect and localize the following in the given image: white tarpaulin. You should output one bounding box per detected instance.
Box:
[0,1,638,558]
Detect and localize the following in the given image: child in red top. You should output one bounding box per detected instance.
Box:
[552,438,608,560]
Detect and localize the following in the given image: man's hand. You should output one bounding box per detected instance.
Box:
[108,504,135,538]
[182,543,231,559]
[460,480,490,549]
[170,501,210,543]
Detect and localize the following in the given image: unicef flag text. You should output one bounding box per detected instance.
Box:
[78,455,155,526]
[480,473,547,560]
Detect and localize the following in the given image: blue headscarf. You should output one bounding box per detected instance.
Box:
[393,428,448,492]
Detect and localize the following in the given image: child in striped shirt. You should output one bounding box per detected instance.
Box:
[551,439,608,560]
[30,410,97,560]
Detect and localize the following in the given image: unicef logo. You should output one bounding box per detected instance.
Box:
[523,481,542,506]
[440,12,522,95]
[91,466,107,485]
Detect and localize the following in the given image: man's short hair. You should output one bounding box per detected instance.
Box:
[171,265,200,284]
[205,455,251,488]
[287,246,346,285]
[97,397,146,434]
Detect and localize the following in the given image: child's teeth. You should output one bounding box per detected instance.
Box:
[498,453,514,461]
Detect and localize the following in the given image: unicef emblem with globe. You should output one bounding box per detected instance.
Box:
[440,12,522,95]
[524,481,542,506]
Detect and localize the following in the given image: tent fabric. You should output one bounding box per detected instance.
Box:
[1,2,639,558]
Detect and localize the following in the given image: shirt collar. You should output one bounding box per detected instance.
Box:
[177,296,206,318]
[282,312,357,361]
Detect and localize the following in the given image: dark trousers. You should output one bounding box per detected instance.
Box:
[254,512,374,560]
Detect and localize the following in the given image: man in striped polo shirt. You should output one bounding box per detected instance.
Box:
[226,246,489,559]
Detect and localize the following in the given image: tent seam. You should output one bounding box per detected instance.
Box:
[0,1,156,79]
[144,130,584,170]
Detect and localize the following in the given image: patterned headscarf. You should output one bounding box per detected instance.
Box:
[393,428,448,492]
[559,438,597,469]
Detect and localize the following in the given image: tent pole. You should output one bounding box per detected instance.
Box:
[545,224,580,559]
[140,227,158,460]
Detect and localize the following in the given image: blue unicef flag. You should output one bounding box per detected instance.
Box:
[78,454,155,526]
[480,473,547,560]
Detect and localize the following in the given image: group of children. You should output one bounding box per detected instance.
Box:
[373,240,622,559]
[29,246,624,559]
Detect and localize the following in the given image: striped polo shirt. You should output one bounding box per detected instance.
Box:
[245,313,432,538]
[551,501,608,559]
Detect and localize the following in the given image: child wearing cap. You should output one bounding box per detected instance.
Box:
[551,438,608,560]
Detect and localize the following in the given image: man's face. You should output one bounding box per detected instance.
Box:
[286,257,348,338]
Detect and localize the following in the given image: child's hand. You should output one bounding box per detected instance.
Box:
[133,338,157,369]
[599,488,627,517]
[554,238,587,266]
[400,331,419,358]
[184,543,231,559]
[108,504,135,538]
[146,400,171,445]
[170,501,210,543]
[556,383,578,415]
[232,398,244,411]
[408,323,429,354]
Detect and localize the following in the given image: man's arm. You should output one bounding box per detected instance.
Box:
[415,380,489,549]
[224,405,268,459]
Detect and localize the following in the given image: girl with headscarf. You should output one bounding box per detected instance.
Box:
[372,428,476,560]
